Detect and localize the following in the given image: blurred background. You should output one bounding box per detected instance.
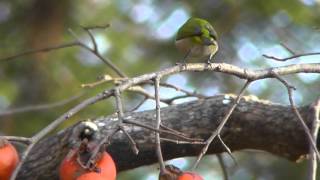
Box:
[0,0,320,179]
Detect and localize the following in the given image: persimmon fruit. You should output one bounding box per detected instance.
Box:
[177,172,204,180]
[76,172,105,180]
[0,139,20,180]
[59,151,116,180]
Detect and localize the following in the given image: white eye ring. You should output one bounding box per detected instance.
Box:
[82,121,98,131]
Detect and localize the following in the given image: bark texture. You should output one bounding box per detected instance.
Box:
[17,95,317,179]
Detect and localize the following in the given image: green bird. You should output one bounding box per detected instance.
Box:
[175,17,218,64]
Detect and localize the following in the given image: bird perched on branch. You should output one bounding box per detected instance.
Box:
[175,17,218,64]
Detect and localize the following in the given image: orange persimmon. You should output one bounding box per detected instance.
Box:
[177,172,204,180]
[60,150,116,180]
[0,140,19,180]
[76,172,106,180]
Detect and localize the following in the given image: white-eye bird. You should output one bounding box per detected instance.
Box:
[175,17,218,63]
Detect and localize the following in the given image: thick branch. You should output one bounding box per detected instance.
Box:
[17,95,317,179]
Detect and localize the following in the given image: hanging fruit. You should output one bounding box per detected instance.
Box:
[177,172,204,180]
[76,172,106,180]
[60,121,116,180]
[0,138,20,180]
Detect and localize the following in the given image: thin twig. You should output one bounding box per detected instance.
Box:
[157,82,206,99]
[129,97,148,112]
[85,127,120,168]
[119,125,139,154]
[192,80,251,170]
[114,88,139,154]
[154,77,166,172]
[10,143,35,180]
[89,51,127,78]
[263,52,320,61]
[0,42,79,62]
[0,92,84,117]
[127,86,169,105]
[160,82,204,97]
[1,26,126,78]
[217,154,229,180]
[218,135,237,165]
[280,42,296,55]
[128,85,201,106]
[82,27,98,52]
[81,75,114,88]
[68,28,127,78]
[307,98,320,180]
[123,119,203,142]
[2,136,32,145]
[114,88,124,123]
[81,24,110,30]
[160,124,187,137]
[272,73,320,160]
[160,137,205,144]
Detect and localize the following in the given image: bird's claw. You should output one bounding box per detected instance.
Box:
[175,62,187,69]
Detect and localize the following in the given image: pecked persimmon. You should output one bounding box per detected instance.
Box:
[59,150,116,180]
[0,139,20,180]
[177,172,204,180]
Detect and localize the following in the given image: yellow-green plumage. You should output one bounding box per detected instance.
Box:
[175,18,218,63]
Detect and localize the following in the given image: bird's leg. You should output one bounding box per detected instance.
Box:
[176,48,192,67]
[182,49,191,64]
[207,52,216,64]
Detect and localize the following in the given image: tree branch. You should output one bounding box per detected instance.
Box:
[7,62,320,179]
[16,95,318,179]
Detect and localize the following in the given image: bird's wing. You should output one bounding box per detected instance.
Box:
[206,24,218,40]
[176,22,203,41]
